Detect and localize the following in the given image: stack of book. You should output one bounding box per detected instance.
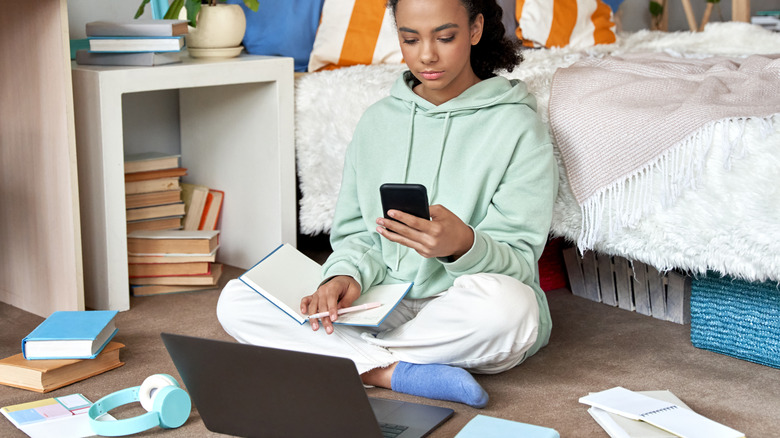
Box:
[76,19,188,66]
[128,229,223,296]
[125,151,226,296]
[752,11,780,32]
[125,152,186,234]
[0,311,124,393]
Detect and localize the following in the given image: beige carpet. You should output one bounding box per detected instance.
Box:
[2,256,778,437]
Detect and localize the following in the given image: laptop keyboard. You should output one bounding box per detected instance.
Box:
[379,422,409,438]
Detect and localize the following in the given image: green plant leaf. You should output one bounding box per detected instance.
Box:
[185,0,201,27]
[163,0,184,20]
[649,1,664,17]
[243,0,259,12]
[134,0,150,19]
[706,0,720,3]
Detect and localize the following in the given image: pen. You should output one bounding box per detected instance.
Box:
[306,302,383,320]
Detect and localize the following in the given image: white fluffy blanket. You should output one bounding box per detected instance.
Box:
[295,22,780,283]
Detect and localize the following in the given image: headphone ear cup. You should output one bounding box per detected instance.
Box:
[139,374,179,412]
[152,385,192,429]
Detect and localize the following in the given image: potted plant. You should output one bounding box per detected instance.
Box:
[135,0,260,56]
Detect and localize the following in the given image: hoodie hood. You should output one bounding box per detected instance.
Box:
[390,70,538,117]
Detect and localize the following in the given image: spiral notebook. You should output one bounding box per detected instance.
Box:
[579,387,744,438]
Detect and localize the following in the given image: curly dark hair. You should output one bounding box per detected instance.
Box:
[387,0,522,79]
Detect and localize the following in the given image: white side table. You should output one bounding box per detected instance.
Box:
[72,55,296,311]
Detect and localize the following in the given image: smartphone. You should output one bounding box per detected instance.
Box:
[380,183,430,221]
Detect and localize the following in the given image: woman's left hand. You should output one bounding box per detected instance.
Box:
[376,204,473,260]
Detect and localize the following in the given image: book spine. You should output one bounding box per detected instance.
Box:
[86,24,176,37]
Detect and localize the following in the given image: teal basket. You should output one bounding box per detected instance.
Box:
[690,273,780,369]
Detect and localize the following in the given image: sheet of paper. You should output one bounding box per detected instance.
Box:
[2,394,115,438]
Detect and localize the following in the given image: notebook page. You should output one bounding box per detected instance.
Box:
[580,387,673,420]
[642,406,744,438]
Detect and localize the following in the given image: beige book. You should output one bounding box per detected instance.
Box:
[127,251,216,264]
[0,342,124,393]
[180,183,210,231]
[128,261,211,277]
[127,230,219,255]
[126,202,185,222]
[125,189,182,209]
[131,284,215,296]
[126,216,183,234]
[129,263,222,286]
[125,177,180,195]
[124,152,180,173]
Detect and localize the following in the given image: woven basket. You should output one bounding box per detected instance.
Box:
[690,273,780,369]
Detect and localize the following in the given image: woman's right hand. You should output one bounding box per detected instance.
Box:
[300,275,361,334]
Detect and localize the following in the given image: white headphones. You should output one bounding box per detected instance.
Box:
[88,374,191,436]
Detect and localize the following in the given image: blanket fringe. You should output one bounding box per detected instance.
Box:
[578,115,777,251]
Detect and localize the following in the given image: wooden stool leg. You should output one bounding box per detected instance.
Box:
[699,2,714,31]
[680,0,698,31]
[732,0,751,22]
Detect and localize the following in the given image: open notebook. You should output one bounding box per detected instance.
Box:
[580,387,743,438]
[239,243,412,326]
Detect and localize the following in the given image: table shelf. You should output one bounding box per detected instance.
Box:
[72,55,296,310]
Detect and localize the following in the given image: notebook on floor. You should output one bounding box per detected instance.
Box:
[161,333,454,438]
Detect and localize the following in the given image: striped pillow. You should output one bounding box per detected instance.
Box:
[515,0,616,49]
[308,0,403,72]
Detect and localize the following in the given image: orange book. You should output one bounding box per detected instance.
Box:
[199,189,224,231]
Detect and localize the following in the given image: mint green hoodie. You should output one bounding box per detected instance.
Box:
[322,71,557,355]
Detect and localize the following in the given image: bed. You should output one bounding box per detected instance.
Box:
[293,21,780,285]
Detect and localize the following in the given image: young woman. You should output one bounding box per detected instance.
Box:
[217,0,557,409]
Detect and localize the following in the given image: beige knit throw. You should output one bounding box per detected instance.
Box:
[549,53,780,248]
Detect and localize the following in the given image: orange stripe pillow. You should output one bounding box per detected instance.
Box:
[515,0,616,49]
[308,0,403,72]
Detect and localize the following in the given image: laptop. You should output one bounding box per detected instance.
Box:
[160,333,454,438]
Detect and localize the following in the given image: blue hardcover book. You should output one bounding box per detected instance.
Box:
[454,415,560,438]
[22,311,119,360]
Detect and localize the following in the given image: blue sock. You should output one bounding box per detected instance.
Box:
[390,362,489,408]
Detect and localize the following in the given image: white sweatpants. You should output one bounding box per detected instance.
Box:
[216,273,540,375]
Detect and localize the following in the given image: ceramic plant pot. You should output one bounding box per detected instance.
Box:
[186,4,246,58]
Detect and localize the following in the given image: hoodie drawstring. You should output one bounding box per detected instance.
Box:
[429,111,451,200]
[393,106,452,272]
[401,102,417,184]
[395,102,418,270]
